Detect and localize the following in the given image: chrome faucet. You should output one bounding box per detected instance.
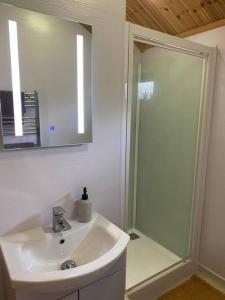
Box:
[52,206,71,232]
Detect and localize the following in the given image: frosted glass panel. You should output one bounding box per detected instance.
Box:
[130,42,204,259]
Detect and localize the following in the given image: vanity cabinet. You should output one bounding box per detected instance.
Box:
[16,291,78,300]
[79,270,125,300]
[16,271,124,300]
[58,292,78,300]
[57,270,125,300]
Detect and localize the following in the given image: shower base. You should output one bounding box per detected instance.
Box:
[126,229,181,290]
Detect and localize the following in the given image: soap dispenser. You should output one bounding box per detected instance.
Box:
[78,187,92,223]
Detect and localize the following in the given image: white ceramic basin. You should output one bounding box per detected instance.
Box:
[0,213,129,292]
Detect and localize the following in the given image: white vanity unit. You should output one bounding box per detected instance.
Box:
[0,213,129,300]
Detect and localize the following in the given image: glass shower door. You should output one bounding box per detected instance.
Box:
[137,43,203,259]
[126,24,215,290]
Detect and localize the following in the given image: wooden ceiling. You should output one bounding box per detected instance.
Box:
[127,0,225,38]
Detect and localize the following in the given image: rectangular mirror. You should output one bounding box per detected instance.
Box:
[0,3,92,150]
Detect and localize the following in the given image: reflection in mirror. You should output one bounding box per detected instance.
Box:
[0,3,92,150]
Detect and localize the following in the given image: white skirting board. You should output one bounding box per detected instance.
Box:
[197,264,225,293]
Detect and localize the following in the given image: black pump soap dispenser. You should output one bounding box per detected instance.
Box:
[78,187,92,223]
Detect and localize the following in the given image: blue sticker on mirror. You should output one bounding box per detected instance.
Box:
[49,125,55,132]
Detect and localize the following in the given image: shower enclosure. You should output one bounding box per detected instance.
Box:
[124,24,216,294]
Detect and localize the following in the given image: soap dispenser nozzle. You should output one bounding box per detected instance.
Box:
[82,187,88,200]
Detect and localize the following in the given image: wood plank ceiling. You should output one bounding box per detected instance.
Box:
[127,0,225,38]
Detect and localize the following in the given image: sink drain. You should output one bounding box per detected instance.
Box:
[61,260,77,270]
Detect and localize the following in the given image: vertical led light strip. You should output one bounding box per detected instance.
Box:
[8,20,23,136]
[77,34,84,134]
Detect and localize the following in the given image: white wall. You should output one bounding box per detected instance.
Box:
[0,0,125,298]
[187,26,225,280]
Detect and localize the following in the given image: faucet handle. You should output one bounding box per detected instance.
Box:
[53,206,65,216]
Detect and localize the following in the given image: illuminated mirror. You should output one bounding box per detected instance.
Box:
[0,3,92,150]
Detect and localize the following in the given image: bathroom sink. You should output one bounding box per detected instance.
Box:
[0,213,129,292]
